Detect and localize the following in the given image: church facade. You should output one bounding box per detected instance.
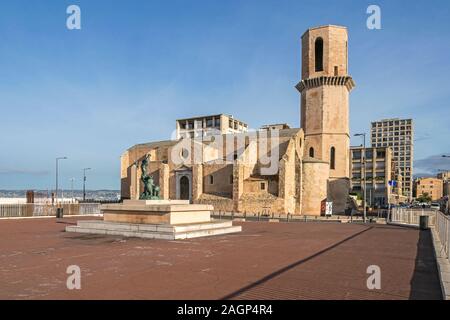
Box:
[120,25,355,216]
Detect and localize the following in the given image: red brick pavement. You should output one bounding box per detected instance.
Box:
[0,217,442,300]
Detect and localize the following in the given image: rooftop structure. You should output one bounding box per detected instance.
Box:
[175,114,248,139]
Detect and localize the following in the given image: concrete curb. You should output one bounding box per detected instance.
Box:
[386,221,420,229]
[430,228,450,300]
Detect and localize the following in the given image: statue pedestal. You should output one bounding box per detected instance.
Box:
[102,201,213,225]
[66,200,242,240]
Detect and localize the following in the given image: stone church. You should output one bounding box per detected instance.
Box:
[120,25,355,216]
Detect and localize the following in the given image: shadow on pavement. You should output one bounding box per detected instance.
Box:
[409,229,442,300]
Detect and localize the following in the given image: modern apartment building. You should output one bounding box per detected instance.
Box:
[176,114,248,139]
[371,118,413,200]
[350,146,399,207]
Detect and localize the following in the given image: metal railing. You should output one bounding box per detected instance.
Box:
[389,207,449,262]
[211,211,366,223]
[389,208,437,227]
[436,211,450,262]
[0,203,101,218]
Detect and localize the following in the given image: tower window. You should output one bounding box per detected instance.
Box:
[209,175,214,185]
[334,66,338,76]
[309,147,315,158]
[330,147,336,170]
[315,37,324,72]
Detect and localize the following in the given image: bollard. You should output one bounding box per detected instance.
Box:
[420,215,429,230]
[56,207,64,218]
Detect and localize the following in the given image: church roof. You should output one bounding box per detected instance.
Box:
[128,139,178,151]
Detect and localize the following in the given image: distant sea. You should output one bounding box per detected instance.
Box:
[0,190,120,201]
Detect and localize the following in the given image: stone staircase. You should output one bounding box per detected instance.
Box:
[66,220,242,240]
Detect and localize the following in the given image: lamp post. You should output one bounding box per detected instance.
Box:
[83,168,91,201]
[55,157,68,205]
[354,133,367,223]
[70,178,75,202]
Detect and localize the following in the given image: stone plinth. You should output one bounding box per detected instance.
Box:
[66,199,242,240]
[102,201,213,225]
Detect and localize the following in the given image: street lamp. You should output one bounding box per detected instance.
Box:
[354,133,367,223]
[83,168,92,201]
[55,157,68,205]
[70,178,75,202]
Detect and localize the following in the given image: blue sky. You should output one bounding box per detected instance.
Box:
[1,0,450,190]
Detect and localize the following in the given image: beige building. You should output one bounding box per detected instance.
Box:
[437,171,450,180]
[121,25,355,216]
[350,146,406,207]
[437,171,450,197]
[371,118,414,200]
[415,177,443,201]
[350,147,392,207]
[176,114,248,139]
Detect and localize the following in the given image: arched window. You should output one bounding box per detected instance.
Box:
[330,147,336,170]
[309,147,315,158]
[315,37,324,72]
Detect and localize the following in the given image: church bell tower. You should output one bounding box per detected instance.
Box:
[296,25,355,180]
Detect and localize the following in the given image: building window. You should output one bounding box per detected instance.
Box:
[260,183,266,190]
[209,175,214,185]
[180,148,189,160]
[315,37,324,72]
[330,147,336,170]
[334,66,338,76]
[309,147,315,158]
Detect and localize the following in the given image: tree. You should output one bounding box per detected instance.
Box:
[417,192,432,203]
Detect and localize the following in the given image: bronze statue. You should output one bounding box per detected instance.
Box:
[139,154,161,200]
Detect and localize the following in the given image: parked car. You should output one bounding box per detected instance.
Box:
[430,203,440,211]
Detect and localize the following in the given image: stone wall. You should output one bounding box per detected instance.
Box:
[202,163,233,197]
[195,194,234,212]
[238,193,286,215]
[159,163,170,200]
[301,158,329,215]
[327,177,350,214]
[192,164,203,200]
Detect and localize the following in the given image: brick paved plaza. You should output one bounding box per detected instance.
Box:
[0,217,442,300]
